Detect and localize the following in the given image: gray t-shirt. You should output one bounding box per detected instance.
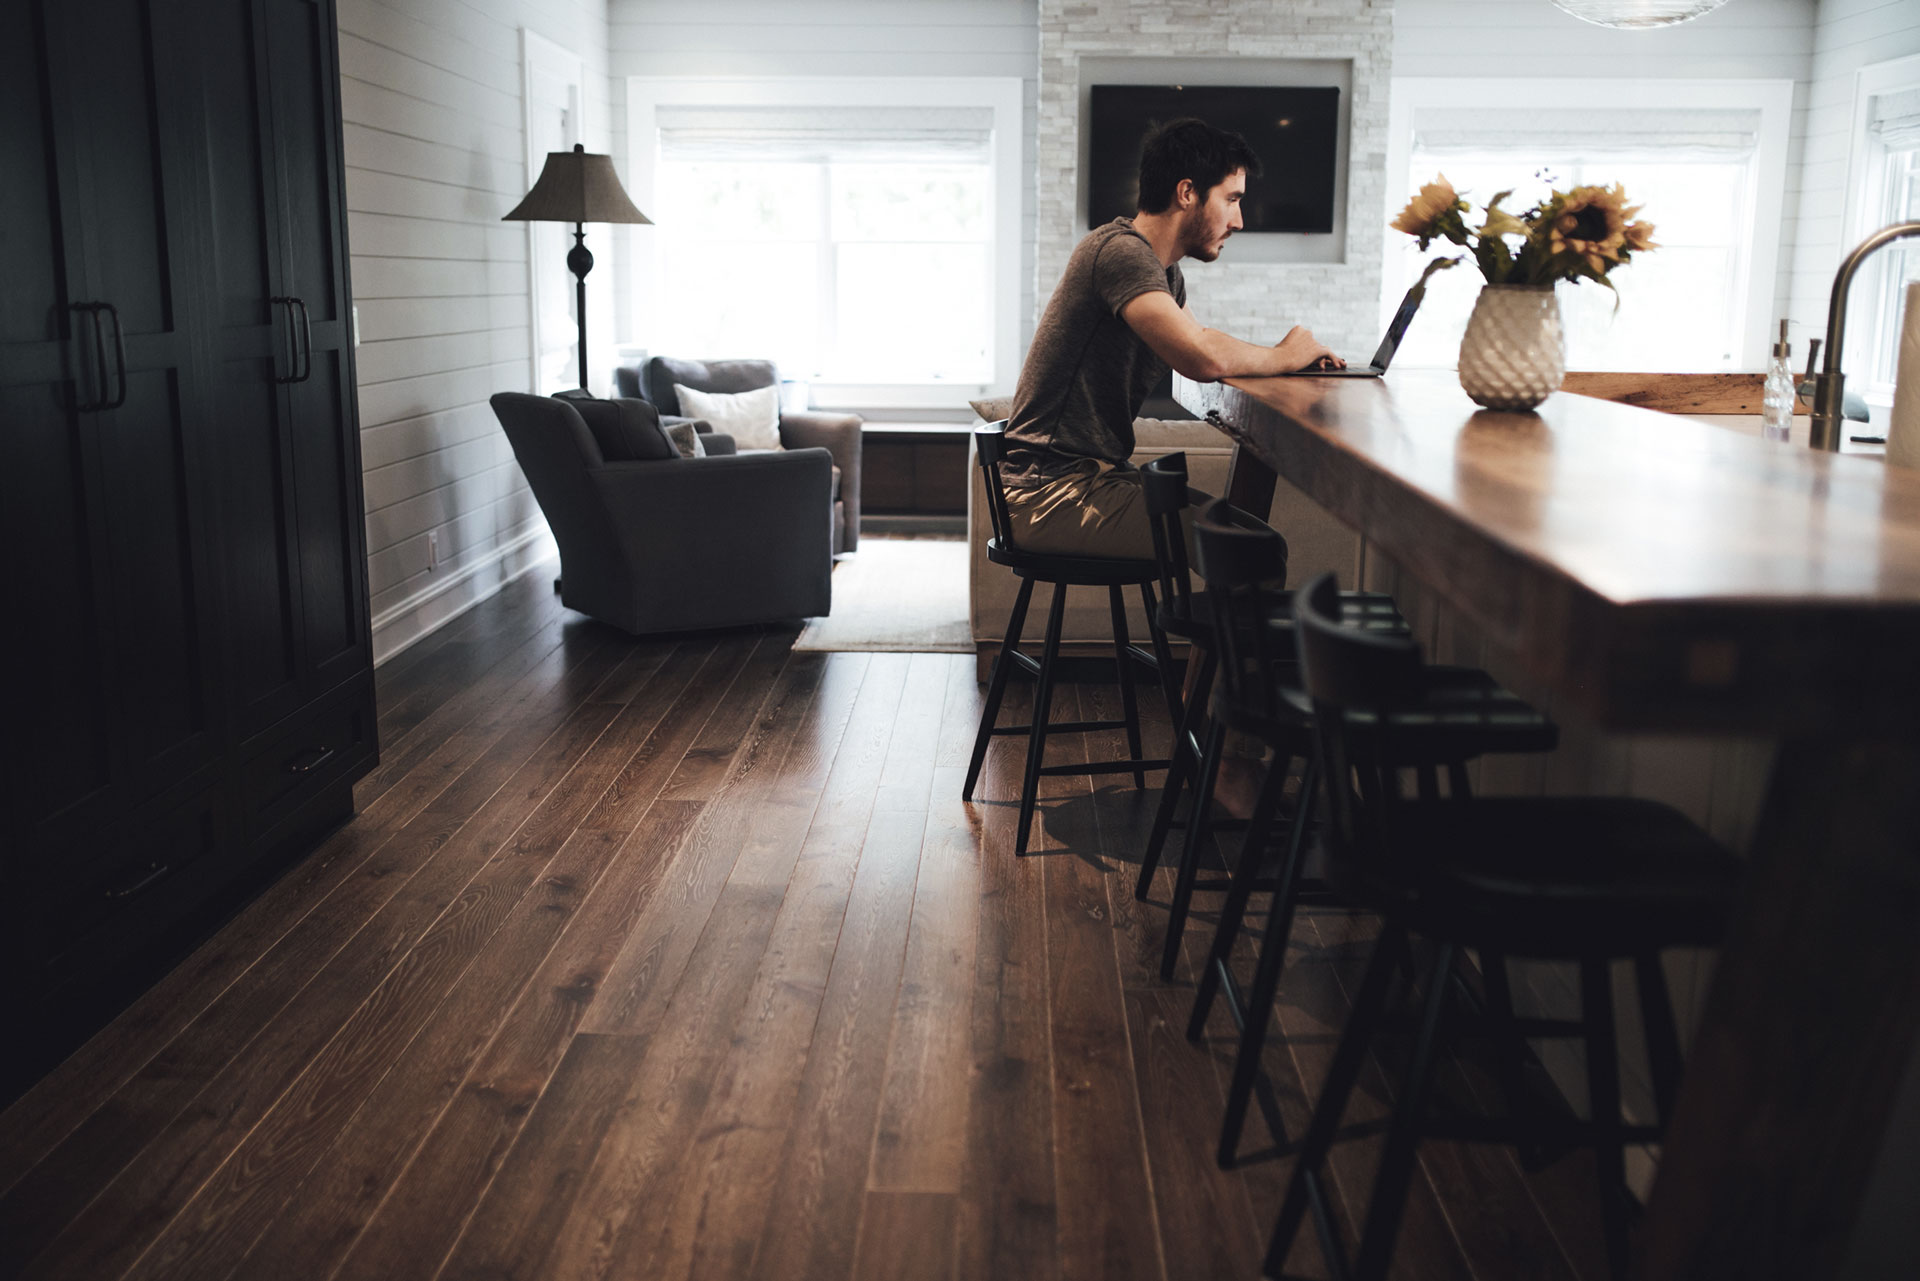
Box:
[1002,218,1185,488]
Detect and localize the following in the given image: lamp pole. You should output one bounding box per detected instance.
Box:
[568,220,593,390]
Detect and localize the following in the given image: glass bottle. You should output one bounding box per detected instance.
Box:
[1763,319,1795,443]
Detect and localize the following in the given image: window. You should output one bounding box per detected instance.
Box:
[1844,61,1920,404]
[1384,80,1792,373]
[655,155,993,384]
[628,79,1024,406]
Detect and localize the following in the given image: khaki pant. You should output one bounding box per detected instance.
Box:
[1004,466,1210,562]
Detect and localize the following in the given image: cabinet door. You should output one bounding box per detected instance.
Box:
[57,0,225,799]
[201,0,308,735]
[0,2,116,837]
[4,0,221,843]
[266,0,371,694]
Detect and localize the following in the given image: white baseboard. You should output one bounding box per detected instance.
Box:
[371,526,558,666]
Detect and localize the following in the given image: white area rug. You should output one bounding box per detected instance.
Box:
[794,538,973,653]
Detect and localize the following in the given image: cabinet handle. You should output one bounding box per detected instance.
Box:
[69,302,106,412]
[269,296,296,384]
[287,744,336,774]
[290,296,313,383]
[99,302,127,409]
[105,861,172,900]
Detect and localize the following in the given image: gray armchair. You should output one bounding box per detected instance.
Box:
[616,357,863,554]
[490,392,831,634]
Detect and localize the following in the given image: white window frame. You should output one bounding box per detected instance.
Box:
[1384,77,1793,371]
[626,76,1024,408]
[1838,53,1920,410]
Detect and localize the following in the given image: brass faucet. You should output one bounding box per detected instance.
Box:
[1808,221,1920,451]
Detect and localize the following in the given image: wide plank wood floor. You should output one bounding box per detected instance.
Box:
[0,567,1608,1281]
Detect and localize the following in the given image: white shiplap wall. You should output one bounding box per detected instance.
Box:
[1394,0,1817,344]
[604,0,1042,356]
[339,0,613,662]
[1784,0,1920,336]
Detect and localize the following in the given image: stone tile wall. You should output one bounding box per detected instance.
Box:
[1038,0,1393,355]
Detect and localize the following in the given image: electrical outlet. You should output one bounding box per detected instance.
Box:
[428,531,438,571]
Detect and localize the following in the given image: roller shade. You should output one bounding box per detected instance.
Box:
[657,104,994,164]
[1870,87,1920,150]
[1412,107,1761,160]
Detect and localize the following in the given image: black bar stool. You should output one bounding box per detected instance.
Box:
[1261,569,1742,1281]
[961,422,1178,856]
[1131,463,1405,984]
[1186,502,1562,1169]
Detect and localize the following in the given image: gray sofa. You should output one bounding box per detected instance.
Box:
[490,391,832,634]
[616,356,863,554]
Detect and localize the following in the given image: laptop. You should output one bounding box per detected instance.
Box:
[1281,282,1426,378]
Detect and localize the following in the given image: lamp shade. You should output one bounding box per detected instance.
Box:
[502,144,652,224]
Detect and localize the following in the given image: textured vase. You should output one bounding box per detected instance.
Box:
[1457,284,1566,411]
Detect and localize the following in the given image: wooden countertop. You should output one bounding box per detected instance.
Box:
[1179,369,1920,733]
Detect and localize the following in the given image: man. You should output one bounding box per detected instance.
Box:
[1001,117,1341,560]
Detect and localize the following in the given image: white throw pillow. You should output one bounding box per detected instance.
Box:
[673,382,782,452]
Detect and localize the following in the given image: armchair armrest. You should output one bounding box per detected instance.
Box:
[780,410,863,550]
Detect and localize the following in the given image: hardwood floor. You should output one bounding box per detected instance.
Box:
[0,571,1608,1280]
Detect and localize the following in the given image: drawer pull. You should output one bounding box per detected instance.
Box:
[105,862,172,900]
[287,745,337,775]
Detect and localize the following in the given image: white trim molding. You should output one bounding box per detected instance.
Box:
[1386,77,1794,371]
[624,75,1026,401]
[371,524,557,666]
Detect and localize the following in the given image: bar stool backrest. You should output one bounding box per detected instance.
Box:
[1190,498,1292,723]
[1291,571,1427,863]
[1140,452,1195,621]
[973,420,1018,552]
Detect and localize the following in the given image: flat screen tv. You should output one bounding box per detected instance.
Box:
[1086,84,1340,233]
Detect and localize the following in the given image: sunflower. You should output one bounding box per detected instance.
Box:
[1391,175,1468,243]
[1623,220,1659,253]
[1547,184,1637,273]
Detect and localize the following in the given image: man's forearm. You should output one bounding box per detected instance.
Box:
[1194,327,1312,380]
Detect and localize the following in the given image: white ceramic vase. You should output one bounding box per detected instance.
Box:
[1457,283,1566,411]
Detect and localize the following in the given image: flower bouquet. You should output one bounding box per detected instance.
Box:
[1391,175,1658,409]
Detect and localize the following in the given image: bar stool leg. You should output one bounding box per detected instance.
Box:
[1139,581,1182,730]
[1161,720,1226,978]
[1017,583,1068,857]
[1583,957,1632,1281]
[1137,647,1215,901]
[1108,585,1146,789]
[1479,947,1542,1162]
[1352,942,1460,1281]
[1214,757,1315,1162]
[1266,924,1410,1278]
[1194,749,1310,1034]
[1635,951,1684,1130]
[964,576,1035,801]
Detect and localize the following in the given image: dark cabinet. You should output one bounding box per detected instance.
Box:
[1,0,376,1094]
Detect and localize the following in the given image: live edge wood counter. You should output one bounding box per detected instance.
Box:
[1180,369,1920,1281]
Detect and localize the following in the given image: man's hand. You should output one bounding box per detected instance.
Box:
[1274,326,1343,372]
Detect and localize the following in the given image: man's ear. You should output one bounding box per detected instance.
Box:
[1174,177,1197,210]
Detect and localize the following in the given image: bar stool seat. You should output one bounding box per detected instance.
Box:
[1374,795,1738,954]
[962,422,1179,856]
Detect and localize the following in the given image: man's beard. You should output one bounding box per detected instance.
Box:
[1179,207,1223,262]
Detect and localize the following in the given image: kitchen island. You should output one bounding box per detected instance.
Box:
[1180,368,1920,1280]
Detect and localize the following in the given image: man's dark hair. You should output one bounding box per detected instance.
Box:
[1136,117,1261,214]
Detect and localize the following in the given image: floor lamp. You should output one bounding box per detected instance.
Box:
[503,143,651,391]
